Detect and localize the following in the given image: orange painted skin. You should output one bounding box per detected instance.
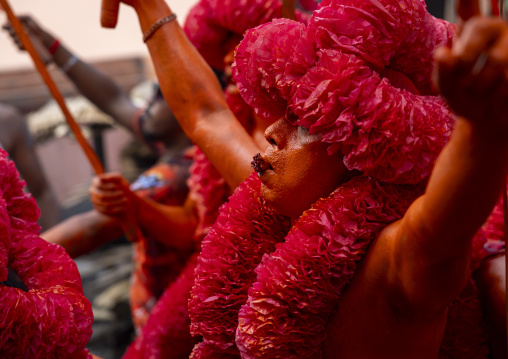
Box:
[116,0,508,357]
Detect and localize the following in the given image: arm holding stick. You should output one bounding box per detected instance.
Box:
[0,0,152,244]
[3,16,140,132]
[0,0,104,175]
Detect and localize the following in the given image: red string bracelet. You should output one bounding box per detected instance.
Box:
[48,39,60,55]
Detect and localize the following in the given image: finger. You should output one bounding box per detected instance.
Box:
[19,16,38,33]
[101,0,120,28]
[89,183,127,199]
[469,31,508,90]
[91,180,124,192]
[89,187,127,201]
[92,199,127,210]
[98,172,126,185]
[91,199,128,215]
[93,203,127,216]
[92,174,125,189]
[91,194,127,205]
[433,46,460,97]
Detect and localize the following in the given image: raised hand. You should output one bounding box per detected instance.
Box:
[434,0,508,132]
[2,15,53,63]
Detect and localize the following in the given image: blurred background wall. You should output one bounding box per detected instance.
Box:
[0,0,198,71]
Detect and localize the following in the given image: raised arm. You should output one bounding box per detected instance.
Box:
[386,12,508,313]
[3,16,138,131]
[117,0,259,188]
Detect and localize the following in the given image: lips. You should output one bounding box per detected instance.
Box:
[251,153,272,174]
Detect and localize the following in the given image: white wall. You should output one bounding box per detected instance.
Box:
[0,0,198,71]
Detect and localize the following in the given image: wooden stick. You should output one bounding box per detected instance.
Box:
[0,0,104,175]
[101,0,120,28]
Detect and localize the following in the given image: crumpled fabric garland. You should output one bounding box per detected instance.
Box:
[481,192,506,256]
[0,149,93,358]
[189,173,292,357]
[183,0,310,71]
[298,0,319,11]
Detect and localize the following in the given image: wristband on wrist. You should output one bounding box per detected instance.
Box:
[48,39,60,55]
[60,55,79,73]
[142,13,177,43]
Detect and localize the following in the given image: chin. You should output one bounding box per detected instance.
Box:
[260,186,303,218]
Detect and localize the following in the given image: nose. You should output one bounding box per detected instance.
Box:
[264,118,288,149]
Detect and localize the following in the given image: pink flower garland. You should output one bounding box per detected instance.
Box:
[183,0,310,71]
[187,147,230,244]
[0,149,93,358]
[189,173,292,357]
